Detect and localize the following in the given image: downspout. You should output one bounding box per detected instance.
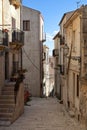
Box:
[39,14,43,97]
[20,1,22,71]
[2,0,4,29]
[21,48,22,70]
[80,14,83,79]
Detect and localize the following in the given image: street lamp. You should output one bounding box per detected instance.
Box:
[64,43,69,56]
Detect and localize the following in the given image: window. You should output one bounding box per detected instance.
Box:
[73,73,75,104]
[77,75,79,97]
[23,20,30,31]
[72,30,76,52]
[12,17,16,29]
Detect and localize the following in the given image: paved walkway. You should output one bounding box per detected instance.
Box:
[0,97,86,130]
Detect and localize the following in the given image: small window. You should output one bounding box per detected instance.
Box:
[23,20,30,31]
[72,30,76,52]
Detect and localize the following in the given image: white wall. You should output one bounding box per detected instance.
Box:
[0,0,21,92]
[21,6,44,96]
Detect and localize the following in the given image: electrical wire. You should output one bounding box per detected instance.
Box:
[23,47,40,71]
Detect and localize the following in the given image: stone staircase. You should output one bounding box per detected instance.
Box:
[0,82,16,126]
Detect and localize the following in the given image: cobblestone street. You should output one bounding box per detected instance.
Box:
[0,97,86,130]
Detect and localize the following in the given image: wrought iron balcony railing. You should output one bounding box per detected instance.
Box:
[52,49,59,57]
[10,29,24,46]
[0,30,8,47]
[60,36,65,45]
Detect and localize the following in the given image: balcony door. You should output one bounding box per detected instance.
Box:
[5,52,9,80]
[12,17,16,29]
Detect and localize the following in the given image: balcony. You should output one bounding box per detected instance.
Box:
[9,0,21,9]
[42,33,46,42]
[60,36,65,45]
[10,29,24,49]
[0,30,8,50]
[43,52,46,61]
[53,49,59,57]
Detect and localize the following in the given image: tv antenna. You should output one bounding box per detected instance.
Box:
[76,1,81,8]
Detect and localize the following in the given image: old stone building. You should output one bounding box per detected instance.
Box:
[53,5,87,124]
[53,32,61,99]
[43,45,54,97]
[63,5,87,123]
[43,45,49,97]
[49,56,54,97]
[21,6,46,97]
[53,11,74,100]
[0,0,24,125]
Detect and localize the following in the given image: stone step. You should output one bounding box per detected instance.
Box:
[2,87,14,91]
[0,104,15,108]
[0,112,13,118]
[0,95,15,99]
[0,107,14,113]
[0,117,11,121]
[5,82,16,87]
[0,99,15,104]
[0,98,14,101]
[2,90,15,95]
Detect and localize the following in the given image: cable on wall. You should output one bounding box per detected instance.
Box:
[23,47,40,71]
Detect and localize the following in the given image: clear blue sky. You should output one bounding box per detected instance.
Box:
[22,0,87,55]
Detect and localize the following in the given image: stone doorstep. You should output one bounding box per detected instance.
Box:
[0,107,14,113]
[0,99,14,103]
[5,82,16,86]
[0,112,13,118]
[0,94,14,97]
[2,91,15,94]
[0,104,15,108]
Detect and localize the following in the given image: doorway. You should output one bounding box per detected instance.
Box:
[73,72,75,106]
[5,52,9,80]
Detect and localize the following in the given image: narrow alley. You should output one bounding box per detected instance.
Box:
[0,97,85,130]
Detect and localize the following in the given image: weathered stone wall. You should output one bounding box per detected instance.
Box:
[80,81,87,124]
[21,6,44,97]
[0,56,5,94]
[12,82,24,122]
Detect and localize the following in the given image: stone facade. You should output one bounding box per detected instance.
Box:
[64,6,87,123]
[53,5,87,124]
[21,6,46,97]
[43,45,54,97]
[0,0,22,92]
[49,56,54,96]
[53,32,61,99]
[43,45,49,97]
[0,0,25,124]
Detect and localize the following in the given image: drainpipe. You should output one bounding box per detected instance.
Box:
[2,0,4,29]
[20,1,22,71]
[80,14,83,79]
[21,48,22,70]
